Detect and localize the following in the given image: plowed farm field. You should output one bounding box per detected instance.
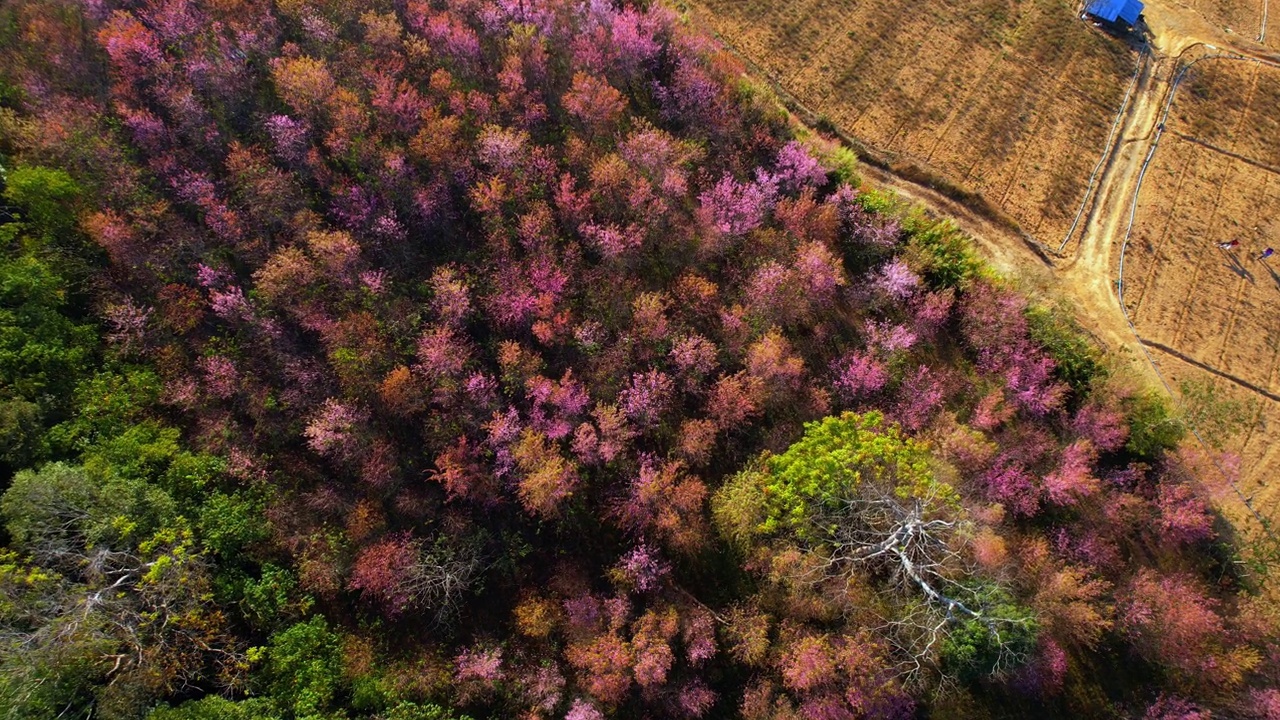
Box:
[1123,57,1280,522]
[688,0,1137,244]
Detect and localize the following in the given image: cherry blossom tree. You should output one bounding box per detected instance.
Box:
[304,399,368,462]
[1042,440,1100,506]
[832,351,889,403]
[613,544,671,594]
[512,429,580,517]
[1155,481,1215,545]
[1121,570,1258,690]
[564,72,626,137]
[618,458,708,553]
[698,173,776,239]
[565,631,633,705]
[772,141,828,193]
[631,608,677,688]
[620,369,675,428]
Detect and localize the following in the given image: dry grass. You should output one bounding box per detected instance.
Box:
[1179,0,1272,47]
[688,0,1137,242]
[1174,59,1280,167]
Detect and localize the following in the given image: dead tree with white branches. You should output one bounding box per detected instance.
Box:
[803,479,1036,685]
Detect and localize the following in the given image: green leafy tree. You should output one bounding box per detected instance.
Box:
[257,616,347,720]
[0,165,99,478]
[2,166,82,242]
[0,253,95,428]
[45,368,163,455]
[238,564,312,633]
[751,411,948,536]
[0,550,104,720]
[82,423,183,486]
[163,453,230,510]
[1,461,171,562]
[938,584,1038,682]
[0,397,41,468]
[148,697,282,720]
[199,491,271,561]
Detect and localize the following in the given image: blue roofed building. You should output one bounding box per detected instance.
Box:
[1085,0,1144,26]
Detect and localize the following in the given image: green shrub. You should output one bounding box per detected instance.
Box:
[1125,390,1185,459]
[1026,303,1106,396]
[821,144,860,186]
[904,216,985,290]
[258,617,346,720]
[147,697,282,720]
[382,702,474,720]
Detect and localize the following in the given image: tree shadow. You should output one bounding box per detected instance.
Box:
[1223,251,1254,282]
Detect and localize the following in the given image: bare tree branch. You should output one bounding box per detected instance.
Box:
[794,467,1034,683]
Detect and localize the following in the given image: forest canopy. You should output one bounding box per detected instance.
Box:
[0,0,1277,718]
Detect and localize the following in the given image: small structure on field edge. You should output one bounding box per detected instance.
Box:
[1084,0,1144,29]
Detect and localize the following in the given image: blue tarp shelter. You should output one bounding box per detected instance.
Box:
[1085,0,1144,25]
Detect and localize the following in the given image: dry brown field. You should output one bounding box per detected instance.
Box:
[1168,0,1276,50]
[1178,0,1263,41]
[1123,57,1280,523]
[1172,57,1280,168]
[688,0,1137,244]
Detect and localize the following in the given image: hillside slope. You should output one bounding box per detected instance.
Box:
[0,1,1277,718]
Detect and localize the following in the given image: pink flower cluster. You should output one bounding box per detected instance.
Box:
[454,645,504,683]
[875,258,920,300]
[304,399,368,460]
[620,369,674,427]
[773,141,827,192]
[831,351,888,402]
[615,545,670,592]
[698,173,776,237]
